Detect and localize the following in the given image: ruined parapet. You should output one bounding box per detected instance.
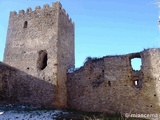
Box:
[67,48,160,115]
[4,1,75,109]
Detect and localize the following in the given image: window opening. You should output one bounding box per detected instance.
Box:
[131,58,142,71]
[24,21,28,28]
[108,81,111,87]
[134,79,141,88]
[37,50,48,70]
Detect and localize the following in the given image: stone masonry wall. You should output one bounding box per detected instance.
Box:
[3,2,74,108]
[55,5,75,108]
[4,2,60,84]
[0,62,55,108]
[2,1,160,115]
[67,48,160,114]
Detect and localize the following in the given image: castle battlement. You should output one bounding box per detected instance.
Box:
[4,1,75,109]
[2,1,160,117]
[9,2,74,25]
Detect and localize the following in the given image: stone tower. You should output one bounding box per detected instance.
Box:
[3,2,74,108]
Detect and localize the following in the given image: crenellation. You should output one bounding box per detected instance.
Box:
[10,1,73,23]
[72,21,75,25]
[69,17,74,25]
[62,8,66,14]
[10,11,17,16]
[26,7,32,14]
[52,1,62,10]
[3,1,74,109]
[60,8,74,25]
[69,18,72,23]
[69,18,74,25]
[3,1,160,117]
[18,10,25,16]
[52,2,56,9]
[43,4,50,9]
[35,6,41,11]
[57,1,62,9]
[66,13,69,18]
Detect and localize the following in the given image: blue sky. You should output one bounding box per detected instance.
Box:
[0,0,159,68]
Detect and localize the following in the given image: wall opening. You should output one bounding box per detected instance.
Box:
[134,80,138,86]
[133,79,141,88]
[24,21,28,28]
[37,50,48,70]
[129,53,142,71]
[131,58,142,70]
[108,81,111,87]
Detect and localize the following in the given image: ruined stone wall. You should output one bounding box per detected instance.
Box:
[3,1,160,114]
[67,48,160,114]
[3,2,75,109]
[0,62,54,108]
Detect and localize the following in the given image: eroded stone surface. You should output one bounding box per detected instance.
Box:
[3,2,74,109]
[0,62,55,108]
[67,49,160,114]
[1,1,160,116]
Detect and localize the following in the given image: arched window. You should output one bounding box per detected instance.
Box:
[37,50,48,70]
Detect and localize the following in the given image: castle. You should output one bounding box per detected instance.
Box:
[2,1,74,109]
[0,1,160,116]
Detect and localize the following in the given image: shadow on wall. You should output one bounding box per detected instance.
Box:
[0,62,55,108]
[67,48,160,114]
